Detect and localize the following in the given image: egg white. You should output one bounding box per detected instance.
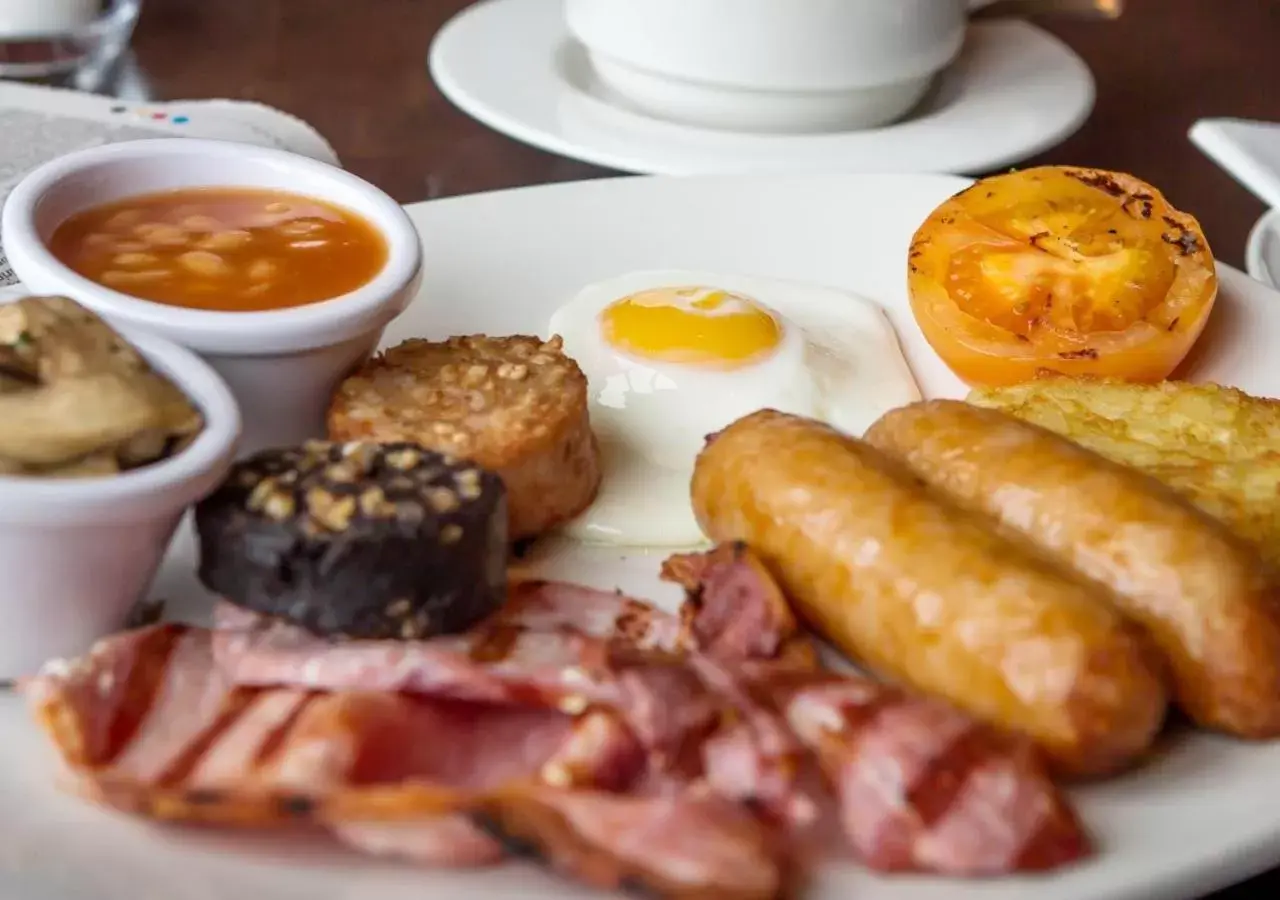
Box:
[548,269,922,548]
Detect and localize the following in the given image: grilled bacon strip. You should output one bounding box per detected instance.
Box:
[207,558,1091,876]
[212,583,724,763]
[26,549,1089,889]
[473,787,794,900]
[216,544,804,713]
[210,559,807,776]
[25,622,792,897]
[25,624,642,824]
[213,549,809,761]
[212,579,691,703]
[775,675,1090,874]
[688,660,1090,874]
[670,546,1088,872]
[662,542,817,670]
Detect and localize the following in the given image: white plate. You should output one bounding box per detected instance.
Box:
[428,0,1096,176]
[3,173,1278,900]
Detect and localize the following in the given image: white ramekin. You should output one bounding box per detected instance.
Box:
[564,0,991,133]
[1,138,423,453]
[0,318,240,678]
[1246,208,1280,291]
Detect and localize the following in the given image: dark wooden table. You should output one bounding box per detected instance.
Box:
[129,0,1280,270]
[125,1,1277,898]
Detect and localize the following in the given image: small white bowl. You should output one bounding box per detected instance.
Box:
[1246,208,1280,291]
[1,138,423,453]
[0,318,240,678]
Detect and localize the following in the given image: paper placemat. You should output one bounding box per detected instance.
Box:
[0,80,340,285]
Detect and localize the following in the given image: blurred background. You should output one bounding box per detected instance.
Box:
[16,0,1278,265]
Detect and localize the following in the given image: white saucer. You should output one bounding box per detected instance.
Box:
[428,0,1096,176]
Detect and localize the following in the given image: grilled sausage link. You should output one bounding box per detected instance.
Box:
[866,399,1280,738]
[691,409,1167,778]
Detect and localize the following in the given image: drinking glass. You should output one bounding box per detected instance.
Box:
[0,0,142,92]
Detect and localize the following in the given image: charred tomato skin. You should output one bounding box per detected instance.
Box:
[908,166,1218,387]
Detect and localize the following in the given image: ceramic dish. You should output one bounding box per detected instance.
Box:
[0,286,240,677]
[428,0,1096,176]
[3,173,1279,900]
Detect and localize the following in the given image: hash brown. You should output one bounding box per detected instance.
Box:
[328,335,601,541]
[968,378,1280,566]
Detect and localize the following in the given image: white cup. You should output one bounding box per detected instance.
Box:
[565,0,995,133]
[2,138,423,455]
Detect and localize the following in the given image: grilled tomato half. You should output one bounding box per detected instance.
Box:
[908,166,1218,387]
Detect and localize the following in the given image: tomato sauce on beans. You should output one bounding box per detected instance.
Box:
[47,187,389,313]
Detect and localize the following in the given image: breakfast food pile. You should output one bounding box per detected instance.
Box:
[17,166,1280,898]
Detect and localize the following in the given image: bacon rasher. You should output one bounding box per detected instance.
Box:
[23,544,1088,898]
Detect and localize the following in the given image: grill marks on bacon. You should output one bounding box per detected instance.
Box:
[29,621,182,769]
[779,677,1089,875]
[192,688,313,790]
[689,665,1090,875]
[26,625,646,829]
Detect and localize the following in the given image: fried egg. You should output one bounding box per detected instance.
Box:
[547,270,921,547]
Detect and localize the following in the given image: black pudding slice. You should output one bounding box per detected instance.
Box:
[195,440,508,639]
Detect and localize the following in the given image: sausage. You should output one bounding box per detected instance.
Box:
[691,409,1168,778]
[866,399,1280,738]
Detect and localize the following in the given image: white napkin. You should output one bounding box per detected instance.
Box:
[1190,118,1280,209]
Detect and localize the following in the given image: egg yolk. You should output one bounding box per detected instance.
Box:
[599,287,782,367]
